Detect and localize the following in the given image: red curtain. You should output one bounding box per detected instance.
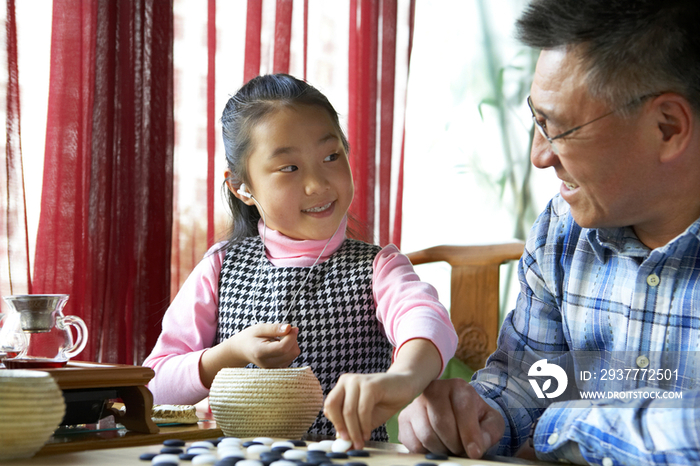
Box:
[32,0,174,365]
[1,0,412,365]
[0,0,31,298]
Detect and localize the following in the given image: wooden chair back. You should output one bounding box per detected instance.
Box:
[407,242,524,371]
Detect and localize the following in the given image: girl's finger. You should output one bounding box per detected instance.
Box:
[324,384,347,438]
[340,377,363,448]
[356,381,377,445]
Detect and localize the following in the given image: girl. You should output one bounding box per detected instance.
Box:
[143,74,457,448]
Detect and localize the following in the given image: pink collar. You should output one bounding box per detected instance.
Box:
[257,216,347,267]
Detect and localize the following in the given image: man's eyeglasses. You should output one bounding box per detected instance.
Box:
[527,93,660,155]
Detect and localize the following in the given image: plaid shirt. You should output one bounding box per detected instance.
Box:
[473,194,700,466]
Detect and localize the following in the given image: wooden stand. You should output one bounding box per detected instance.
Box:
[20,361,159,434]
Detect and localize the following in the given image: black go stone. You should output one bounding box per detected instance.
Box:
[272,446,292,453]
[180,453,199,460]
[138,452,157,461]
[344,462,368,466]
[243,441,263,447]
[326,452,349,459]
[305,456,328,465]
[260,455,283,465]
[160,447,184,454]
[425,453,449,461]
[415,463,439,466]
[216,459,243,466]
[347,450,370,457]
[163,439,186,447]
[288,439,307,447]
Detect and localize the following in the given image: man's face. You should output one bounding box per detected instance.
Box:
[529,48,662,231]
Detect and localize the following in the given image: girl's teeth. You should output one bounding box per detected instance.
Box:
[564,182,578,190]
[303,202,332,213]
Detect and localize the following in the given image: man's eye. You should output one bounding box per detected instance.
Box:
[324,153,340,162]
[280,165,298,172]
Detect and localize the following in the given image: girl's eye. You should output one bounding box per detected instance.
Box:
[280,165,298,172]
[324,153,340,162]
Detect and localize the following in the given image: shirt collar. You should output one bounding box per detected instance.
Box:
[256,216,347,267]
[587,214,700,262]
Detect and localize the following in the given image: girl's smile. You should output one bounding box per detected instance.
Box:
[302,200,336,216]
[233,104,354,241]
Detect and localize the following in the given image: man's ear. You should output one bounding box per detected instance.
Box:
[655,93,694,164]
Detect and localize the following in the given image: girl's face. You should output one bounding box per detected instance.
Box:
[233,104,354,241]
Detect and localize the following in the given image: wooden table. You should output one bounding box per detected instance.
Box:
[11,438,557,466]
[1,364,554,465]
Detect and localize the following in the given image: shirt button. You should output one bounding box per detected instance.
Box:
[602,457,614,466]
[547,433,559,445]
[646,274,660,287]
[637,355,650,368]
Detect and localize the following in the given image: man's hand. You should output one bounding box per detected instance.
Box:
[398,378,505,459]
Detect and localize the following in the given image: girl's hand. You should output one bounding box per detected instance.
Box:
[324,371,418,449]
[234,322,301,368]
[199,323,300,388]
[324,339,442,449]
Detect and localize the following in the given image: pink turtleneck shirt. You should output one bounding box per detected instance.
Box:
[143,218,457,405]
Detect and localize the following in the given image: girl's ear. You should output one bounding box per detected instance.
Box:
[225,170,256,206]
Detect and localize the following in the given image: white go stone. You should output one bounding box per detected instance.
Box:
[253,437,275,445]
[331,438,353,453]
[192,453,218,465]
[152,453,180,464]
[247,444,271,455]
[219,438,243,447]
[312,440,335,452]
[306,443,325,452]
[218,448,246,458]
[282,449,307,461]
[187,448,213,456]
[271,441,296,449]
[190,441,216,450]
[270,461,298,466]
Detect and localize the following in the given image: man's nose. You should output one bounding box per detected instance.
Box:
[530,133,559,169]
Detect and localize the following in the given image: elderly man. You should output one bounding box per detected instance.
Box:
[398,1,700,465]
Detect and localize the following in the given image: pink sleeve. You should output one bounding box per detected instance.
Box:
[373,244,458,376]
[142,245,225,405]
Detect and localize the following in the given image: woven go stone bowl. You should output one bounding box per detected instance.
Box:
[210,366,323,438]
[0,370,66,460]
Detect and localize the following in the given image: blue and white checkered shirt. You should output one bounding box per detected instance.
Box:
[472,194,700,466]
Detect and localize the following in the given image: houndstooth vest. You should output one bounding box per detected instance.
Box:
[216,235,393,441]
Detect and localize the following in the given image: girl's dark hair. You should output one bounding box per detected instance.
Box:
[516,0,700,115]
[221,74,349,244]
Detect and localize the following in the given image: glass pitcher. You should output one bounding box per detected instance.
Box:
[1,294,87,368]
